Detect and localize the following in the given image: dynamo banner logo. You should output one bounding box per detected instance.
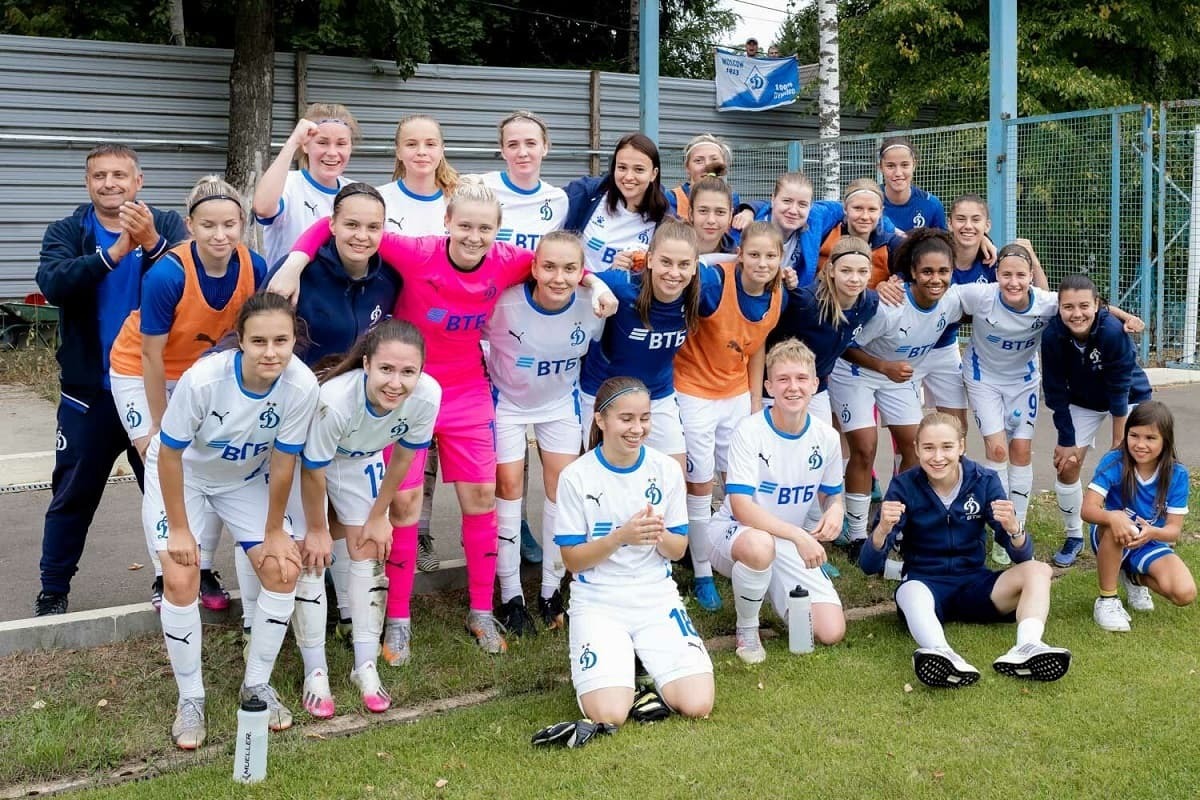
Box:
[714,48,800,112]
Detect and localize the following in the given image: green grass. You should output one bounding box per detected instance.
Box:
[2,486,1198,796]
[75,546,1200,800]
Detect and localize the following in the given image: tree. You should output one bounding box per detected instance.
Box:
[774,1,817,65]
[833,0,1200,126]
[226,0,273,192]
[816,0,839,198]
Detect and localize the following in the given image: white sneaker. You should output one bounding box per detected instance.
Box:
[991,542,1011,566]
[171,697,206,750]
[350,662,392,713]
[1093,597,1132,632]
[1121,572,1155,612]
[913,647,980,688]
[241,683,293,731]
[992,642,1072,681]
[301,669,335,719]
[734,625,766,664]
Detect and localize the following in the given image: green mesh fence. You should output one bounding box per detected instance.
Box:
[1156,101,1200,366]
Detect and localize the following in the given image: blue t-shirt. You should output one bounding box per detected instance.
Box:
[89,212,148,380]
[1088,448,1189,528]
[140,242,268,335]
[882,186,946,232]
[581,267,721,399]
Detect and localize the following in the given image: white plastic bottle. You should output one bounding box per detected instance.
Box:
[787,585,814,654]
[233,695,269,784]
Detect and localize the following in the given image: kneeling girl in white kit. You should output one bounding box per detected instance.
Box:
[147,292,319,749]
[299,320,440,715]
[554,377,714,735]
[484,231,604,634]
[709,339,846,663]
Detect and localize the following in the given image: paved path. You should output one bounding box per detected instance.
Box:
[3,372,1199,622]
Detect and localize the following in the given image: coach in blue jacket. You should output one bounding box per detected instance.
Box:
[33,144,186,616]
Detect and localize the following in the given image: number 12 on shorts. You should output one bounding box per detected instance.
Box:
[363,460,386,498]
[669,607,699,638]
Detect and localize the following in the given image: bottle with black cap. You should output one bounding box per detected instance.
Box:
[233,694,269,783]
[788,585,813,654]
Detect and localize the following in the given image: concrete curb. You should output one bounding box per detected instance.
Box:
[0,562,472,658]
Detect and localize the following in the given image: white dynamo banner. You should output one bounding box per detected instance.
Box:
[714,48,800,112]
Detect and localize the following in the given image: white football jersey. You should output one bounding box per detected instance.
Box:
[257,170,351,268]
[959,284,1059,384]
[484,283,604,424]
[481,171,568,251]
[555,446,689,587]
[302,370,441,468]
[159,349,319,494]
[581,200,656,272]
[713,409,844,529]
[846,285,963,369]
[376,180,448,237]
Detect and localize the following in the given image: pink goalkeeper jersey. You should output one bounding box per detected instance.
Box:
[293,221,534,388]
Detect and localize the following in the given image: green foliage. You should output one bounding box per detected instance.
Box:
[777,0,1200,126]
[774,0,817,64]
[660,0,740,80]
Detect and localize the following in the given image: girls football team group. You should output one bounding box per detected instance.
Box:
[114,105,1192,750]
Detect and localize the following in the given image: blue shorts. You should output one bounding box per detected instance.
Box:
[1089,523,1175,576]
[898,569,1013,625]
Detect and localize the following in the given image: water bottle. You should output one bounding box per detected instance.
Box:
[787,585,814,654]
[233,695,269,784]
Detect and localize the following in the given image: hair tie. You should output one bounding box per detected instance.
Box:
[596,386,647,413]
[188,194,240,215]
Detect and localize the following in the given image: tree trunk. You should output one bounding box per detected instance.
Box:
[226,0,274,199]
[167,0,186,46]
[816,0,840,199]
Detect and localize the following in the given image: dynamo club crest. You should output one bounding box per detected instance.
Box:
[714,48,800,112]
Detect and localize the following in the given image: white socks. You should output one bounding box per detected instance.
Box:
[161,597,204,699]
[1008,463,1034,526]
[541,499,563,600]
[895,580,950,650]
[983,459,1010,497]
[329,538,352,620]
[243,588,295,688]
[845,493,870,540]
[731,561,772,629]
[1016,617,1045,647]
[687,493,714,579]
[495,497,523,604]
[1055,480,1084,538]
[292,572,328,676]
[233,546,260,630]
[349,559,388,668]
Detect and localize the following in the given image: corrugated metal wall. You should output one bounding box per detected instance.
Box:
[1,33,875,297]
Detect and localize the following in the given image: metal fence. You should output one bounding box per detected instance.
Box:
[788,104,1200,367]
[1,33,874,298]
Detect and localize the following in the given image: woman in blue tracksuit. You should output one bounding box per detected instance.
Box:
[264,181,403,676]
[1041,274,1153,569]
[860,412,1071,689]
[563,133,670,273]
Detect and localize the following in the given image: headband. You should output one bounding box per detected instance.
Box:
[830,248,871,264]
[879,143,915,159]
[596,386,647,413]
[844,188,882,204]
[998,248,1033,266]
[315,117,351,128]
[188,194,240,215]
